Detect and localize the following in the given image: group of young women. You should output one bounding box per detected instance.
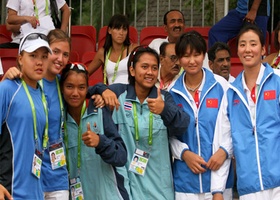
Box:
[1,12,280,200]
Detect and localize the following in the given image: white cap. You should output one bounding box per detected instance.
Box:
[19,33,52,55]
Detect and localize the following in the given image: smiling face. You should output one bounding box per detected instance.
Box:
[46,41,70,80]
[61,71,88,109]
[209,49,231,80]
[237,30,265,69]
[164,11,185,43]
[18,47,49,88]
[129,53,159,91]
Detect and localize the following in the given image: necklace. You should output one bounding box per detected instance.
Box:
[185,80,202,92]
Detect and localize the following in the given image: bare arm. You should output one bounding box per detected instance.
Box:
[5,20,21,33]
[6,9,38,29]
[262,53,277,65]
[59,3,70,33]
[245,0,262,22]
[88,48,105,76]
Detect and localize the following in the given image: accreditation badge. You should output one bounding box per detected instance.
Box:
[129,148,150,176]
[49,142,66,170]
[70,177,84,200]
[31,150,42,179]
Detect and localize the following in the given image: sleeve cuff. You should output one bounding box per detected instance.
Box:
[180,148,189,161]
[220,146,229,158]
[212,191,223,195]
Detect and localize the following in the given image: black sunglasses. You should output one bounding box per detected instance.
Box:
[67,62,88,71]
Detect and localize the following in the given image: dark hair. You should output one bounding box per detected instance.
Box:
[175,31,206,58]
[47,29,71,49]
[159,42,170,56]
[274,21,280,51]
[60,62,89,87]
[163,9,185,25]
[103,14,131,58]
[236,23,265,47]
[127,46,159,85]
[208,42,231,61]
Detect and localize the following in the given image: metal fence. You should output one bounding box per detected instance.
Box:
[0,0,277,33]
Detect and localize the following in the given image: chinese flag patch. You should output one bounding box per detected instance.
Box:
[263,90,276,100]
[206,98,218,108]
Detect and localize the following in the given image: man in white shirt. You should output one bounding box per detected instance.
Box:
[149,9,185,54]
[208,42,235,83]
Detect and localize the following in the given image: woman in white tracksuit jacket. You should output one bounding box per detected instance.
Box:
[212,24,280,200]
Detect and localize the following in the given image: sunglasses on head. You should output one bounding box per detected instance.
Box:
[19,33,48,53]
[68,62,88,71]
[130,45,149,66]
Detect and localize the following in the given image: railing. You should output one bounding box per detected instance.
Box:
[0,0,277,33]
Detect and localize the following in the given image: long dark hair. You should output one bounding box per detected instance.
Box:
[103,14,131,59]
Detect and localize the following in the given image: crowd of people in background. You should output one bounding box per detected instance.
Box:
[1,0,280,199]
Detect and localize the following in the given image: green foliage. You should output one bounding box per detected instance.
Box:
[69,0,139,33]
[184,0,238,26]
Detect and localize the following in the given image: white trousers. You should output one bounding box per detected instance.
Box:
[240,186,280,200]
[176,188,232,200]
[44,190,69,200]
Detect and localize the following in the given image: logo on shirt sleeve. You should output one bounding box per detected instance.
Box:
[263,90,276,100]
[206,98,218,108]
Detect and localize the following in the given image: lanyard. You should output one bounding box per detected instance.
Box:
[32,0,49,19]
[39,77,64,138]
[22,79,49,150]
[64,101,86,171]
[132,102,153,145]
[104,46,124,84]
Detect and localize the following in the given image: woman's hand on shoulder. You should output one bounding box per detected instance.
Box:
[102,89,120,111]
[91,94,105,108]
[1,67,22,82]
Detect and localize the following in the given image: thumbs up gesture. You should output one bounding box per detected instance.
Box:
[82,123,100,147]
[146,88,164,115]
